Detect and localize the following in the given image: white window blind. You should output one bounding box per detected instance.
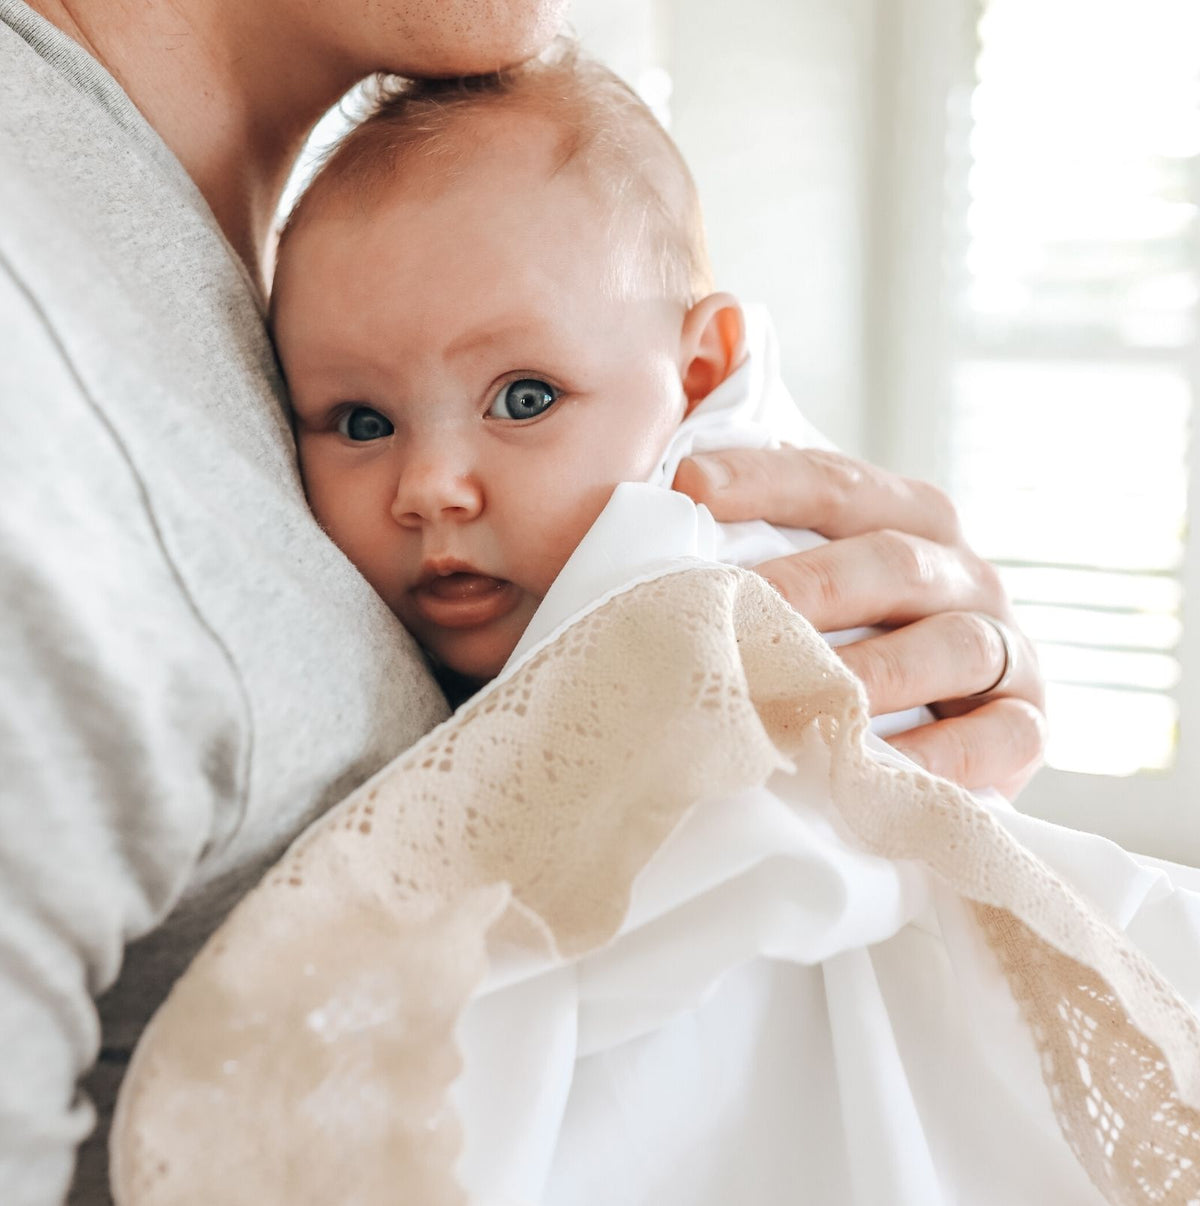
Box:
[946,0,1200,776]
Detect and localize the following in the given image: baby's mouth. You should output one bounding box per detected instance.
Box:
[410,572,521,630]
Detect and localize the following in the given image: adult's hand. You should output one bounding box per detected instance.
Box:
[673,446,1046,799]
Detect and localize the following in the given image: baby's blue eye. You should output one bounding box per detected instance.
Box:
[337,406,394,442]
[488,379,559,421]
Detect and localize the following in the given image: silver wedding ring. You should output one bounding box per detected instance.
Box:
[971,614,1017,698]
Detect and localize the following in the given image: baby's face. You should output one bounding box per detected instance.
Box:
[272,113,690,683]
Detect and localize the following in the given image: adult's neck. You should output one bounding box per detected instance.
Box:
[26,0,364,291]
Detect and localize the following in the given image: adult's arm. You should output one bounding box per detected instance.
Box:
[0,262,240,1205]
[675,446,1045,799]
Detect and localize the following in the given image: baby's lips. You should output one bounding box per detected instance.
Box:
[410,574,520,629]
[421,571,507,600]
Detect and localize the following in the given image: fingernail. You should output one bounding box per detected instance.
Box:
[688,454,731,492]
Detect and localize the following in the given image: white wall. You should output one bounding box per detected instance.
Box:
[571,0,874,454]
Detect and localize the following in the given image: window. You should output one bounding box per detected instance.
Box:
[947,0,1200,777]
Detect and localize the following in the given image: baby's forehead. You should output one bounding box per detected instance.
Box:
[358,100,670,218]
[396,104,592,194]
[315,59,678,206]
[277,58,709,307]
[279,121,629,302]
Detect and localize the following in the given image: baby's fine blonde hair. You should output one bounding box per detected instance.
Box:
[284,38,714,305]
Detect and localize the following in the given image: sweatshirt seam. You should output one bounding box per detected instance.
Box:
[0,248,255,862]
[0,2,181,183]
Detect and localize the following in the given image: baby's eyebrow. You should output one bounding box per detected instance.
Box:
[443,317,548,363]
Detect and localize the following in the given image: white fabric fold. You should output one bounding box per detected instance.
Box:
[450,311,1200,1205]
[111,310,1200,1206]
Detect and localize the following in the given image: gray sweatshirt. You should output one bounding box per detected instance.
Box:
[0,5,449,1202]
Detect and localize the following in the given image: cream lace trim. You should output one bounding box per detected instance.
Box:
[110,567,1200,1205]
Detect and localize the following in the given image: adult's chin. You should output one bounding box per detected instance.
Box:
[374,0,568,80]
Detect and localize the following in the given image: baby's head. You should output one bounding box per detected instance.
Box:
[272,41,745,687]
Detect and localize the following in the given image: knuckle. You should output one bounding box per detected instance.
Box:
[852,640,909,709]
[928,700,1046,790]
[951,611,1003,681]
[759,549,845,620]
[973,558,1007,610]
[802,449,866,524]
[782,553,845,620]
[869,528,929,588]
[802,447,860,482]
[1002,698,1049,768]
[910,479,962,543]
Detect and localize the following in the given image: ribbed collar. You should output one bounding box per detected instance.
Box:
[0,0,186,181]
[0,0,268,313]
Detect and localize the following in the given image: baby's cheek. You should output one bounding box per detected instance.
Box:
[310,494,396,597]
[525,481,622,592]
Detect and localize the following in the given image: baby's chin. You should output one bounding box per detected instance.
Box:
[431,661,490,709]
[401,583,541,699]
[427,634,523,705]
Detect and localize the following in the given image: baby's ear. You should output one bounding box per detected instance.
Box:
[679,293,746,414]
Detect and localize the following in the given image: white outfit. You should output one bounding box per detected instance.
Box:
[108,313,1200,1206]
[446,310,1200,1206]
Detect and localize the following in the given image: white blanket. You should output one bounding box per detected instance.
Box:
[459,483,1200,1203]
[110,312,1200,1206]
[462,309,1200,1203]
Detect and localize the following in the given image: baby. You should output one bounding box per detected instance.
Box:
[109,46,1200,1203]
[271,42,759,693]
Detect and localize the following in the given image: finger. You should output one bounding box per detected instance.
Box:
[887,697,1047,798]
[673,446,962,544]
[837,611,1043,716]
[756,532,1000,631]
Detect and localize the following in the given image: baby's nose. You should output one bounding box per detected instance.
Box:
[390,459,484,527]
